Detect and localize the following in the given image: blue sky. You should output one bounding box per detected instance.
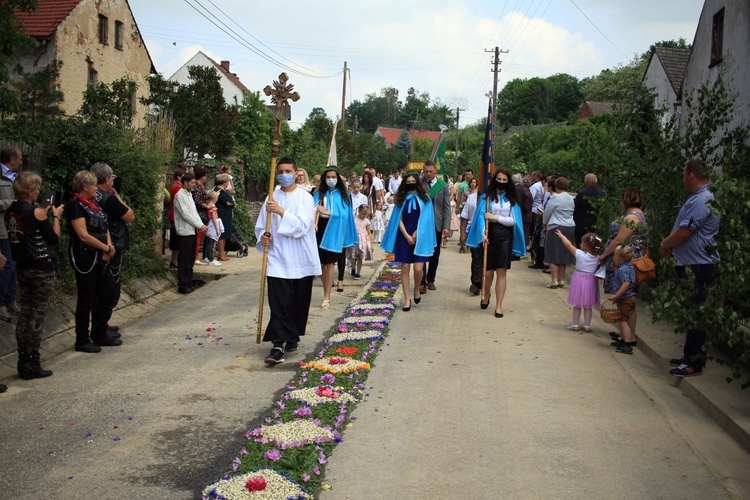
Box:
[129,0,704,128]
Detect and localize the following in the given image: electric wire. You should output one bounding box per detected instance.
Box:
[568,0,629,59]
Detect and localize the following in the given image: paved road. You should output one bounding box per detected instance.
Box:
[0,245,747,499]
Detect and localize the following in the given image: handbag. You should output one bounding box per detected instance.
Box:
[595,264,607,279]
[632,254,656,284]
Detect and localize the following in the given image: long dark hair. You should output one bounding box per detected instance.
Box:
[485,169,520,206]
[394,172,429,206]
[317,166,350,205]
[362,171,373,187]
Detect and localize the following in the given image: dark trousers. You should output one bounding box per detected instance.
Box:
[16,270,55,351]
[203,238,216,261]
[337,252,346,281]
[177,233,197,291]
[74,261,116,344]
[470,246,483,289]
[107,250,123,314]
[0,238,17,307]
[422,229,442,285]
[531,214,545,265]
[676,264,715,369]
[264,275,314,346]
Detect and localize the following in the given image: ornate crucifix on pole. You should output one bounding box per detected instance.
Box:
[256,73,300,344]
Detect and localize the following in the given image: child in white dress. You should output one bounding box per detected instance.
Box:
[371,201,385,243]
[347,205,372,279]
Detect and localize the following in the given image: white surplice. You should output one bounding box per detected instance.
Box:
[255,185,321,278]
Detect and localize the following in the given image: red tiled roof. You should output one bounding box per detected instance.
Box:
[375,126,441,148]
[16,0,82,39]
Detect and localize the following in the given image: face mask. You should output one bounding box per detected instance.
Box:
[495,180,508,188]
[277,173,295,188]
[325,178,338,188]
[406,183,418,191]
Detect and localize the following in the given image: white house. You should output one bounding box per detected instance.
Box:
[642,47,690,129]
[680,0,750,145]
[169,51,250,105]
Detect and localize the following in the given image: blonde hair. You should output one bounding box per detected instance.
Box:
[13,171,42,198]
[215,173,231,185]
[71,171,97,193]
[207,190,219,202]
[615,245,634,262]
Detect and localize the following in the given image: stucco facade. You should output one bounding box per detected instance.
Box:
[169,52,249,106]
[681,0,750,144]
[16,0,155,128]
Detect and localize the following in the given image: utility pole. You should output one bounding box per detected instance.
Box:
[454,106,464,163]
[485,46,508,136]
[339,61,347,131]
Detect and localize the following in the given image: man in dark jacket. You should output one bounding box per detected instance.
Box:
[573,173,605,247]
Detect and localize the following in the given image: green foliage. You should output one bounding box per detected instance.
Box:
[411,137,433,161]
[393,130,410,156]
[580,56,648,104]
[14,59,64,119]
[496,73,583,128]
[233,92,274,200]
[78,77,137,127]
[0,0,38,116]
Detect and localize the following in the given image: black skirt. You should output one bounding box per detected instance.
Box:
[316,217,343,265]
[485,223,514,271]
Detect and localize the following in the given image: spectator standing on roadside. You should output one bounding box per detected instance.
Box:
[0,146,21,322]
[5,172,61,379]
[174,172,208,295]
[660,159,720,378]
[91,162,134,340]
[574,173,605,246]
[168,167,185,270]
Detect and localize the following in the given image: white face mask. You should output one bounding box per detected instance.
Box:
[325,178,337,188]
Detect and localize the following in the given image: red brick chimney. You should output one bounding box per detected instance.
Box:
[220,60,230,72]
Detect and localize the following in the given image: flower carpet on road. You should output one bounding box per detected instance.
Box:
[203,259,402,499]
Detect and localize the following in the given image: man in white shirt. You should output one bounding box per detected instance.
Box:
[460,191,483,295]
[388,169,402,195]
[368,167,385,205]
[255,156,321,365]
[173,172,208,295]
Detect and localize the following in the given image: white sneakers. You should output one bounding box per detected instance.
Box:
[209,260,222,266]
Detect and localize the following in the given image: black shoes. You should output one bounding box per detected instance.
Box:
[495,312,504,318]
[0,384,6,393]
[469,284,480,295]
[670,364,702,377]
[265,347,285,364]
[285,341,298,352]
[92,337,122,347]
[178,287,193,294]
[528,263,546,269]
[75,342,102,353]
[480,299,489,310]
[669,357,687,367]
[414,295,421,304]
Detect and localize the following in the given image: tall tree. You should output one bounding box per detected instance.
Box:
[0,0,38,116]
[79,77,137,127]
[171,66,240,159]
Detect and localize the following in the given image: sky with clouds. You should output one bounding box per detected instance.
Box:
[129,0,705,129]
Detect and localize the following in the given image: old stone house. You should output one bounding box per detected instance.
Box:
[680,0,750,145]
[15,0,156,127]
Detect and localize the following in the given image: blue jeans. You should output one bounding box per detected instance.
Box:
[0,238,17,307]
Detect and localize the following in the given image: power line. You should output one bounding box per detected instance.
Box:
[182,0,339,79]
[568,0,629,60]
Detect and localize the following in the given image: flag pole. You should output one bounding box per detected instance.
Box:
[257,73,300,344]
[480,95,494,306]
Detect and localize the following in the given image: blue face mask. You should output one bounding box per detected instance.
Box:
[277,173,295,187]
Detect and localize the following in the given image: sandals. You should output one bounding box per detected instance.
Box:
[546,281,559,289]
[566,324,580,331]
[321,299,331,309]
[582,326,592,333]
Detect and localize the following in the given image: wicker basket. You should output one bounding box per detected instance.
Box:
[600,300,622,324]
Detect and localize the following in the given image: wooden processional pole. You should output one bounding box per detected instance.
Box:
[256,73,300,343]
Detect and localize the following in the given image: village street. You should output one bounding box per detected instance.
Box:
[0,246,748,499]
